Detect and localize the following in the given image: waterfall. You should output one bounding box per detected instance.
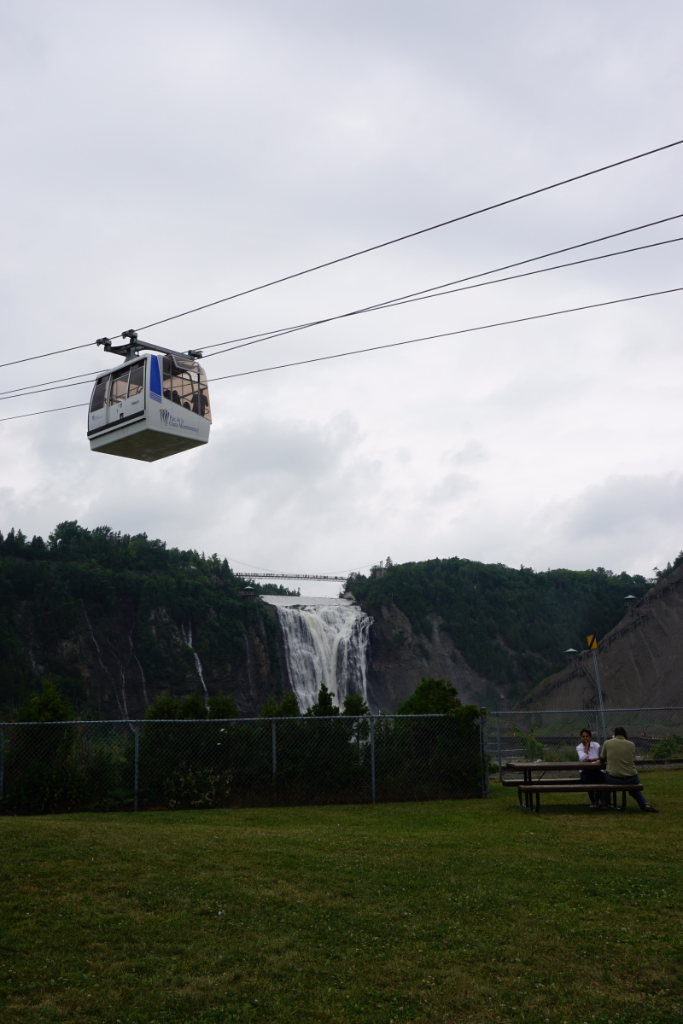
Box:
[181,622,209,705]
[263,597,372,712]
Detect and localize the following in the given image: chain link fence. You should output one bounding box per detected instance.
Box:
[486,707,683,779]
[0,714,487,815]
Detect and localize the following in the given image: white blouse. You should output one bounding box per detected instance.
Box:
[576,740,601,762]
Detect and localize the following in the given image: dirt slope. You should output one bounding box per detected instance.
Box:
[519,563,683,710]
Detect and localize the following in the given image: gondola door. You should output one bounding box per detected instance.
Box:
[107,361,146,429]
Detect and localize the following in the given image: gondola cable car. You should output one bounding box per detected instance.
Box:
[88,331,212,462]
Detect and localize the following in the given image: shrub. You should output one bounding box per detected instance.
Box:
[649,735,683,759]
[145,692,180,719]
[207,692,239,719]
[17,679,73,722]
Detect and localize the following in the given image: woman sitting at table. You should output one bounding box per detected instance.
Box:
[576,728,605,808]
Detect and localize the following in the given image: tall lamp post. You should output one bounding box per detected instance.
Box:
[565,644,606,741]
[587,638,607,740]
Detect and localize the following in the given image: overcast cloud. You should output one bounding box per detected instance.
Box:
[1,0,682,592]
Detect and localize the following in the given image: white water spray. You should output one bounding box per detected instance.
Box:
[181,622,209,705]
[263,597,372,712]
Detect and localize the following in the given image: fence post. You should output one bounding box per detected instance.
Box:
[0,725,5,802]
[370,716,376,804]
[134,723,140,812]
[480,713,490,798]
[272,719,277,777]
[595,711,600,746]
[496,714,502,782]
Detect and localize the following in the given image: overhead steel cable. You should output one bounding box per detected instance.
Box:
[0,342,96,372]
[0,370,104,400]
[2,139,681,370]
[201,227,683,361]
[2,283,682,424]
[0,368,103,398]
[0,378,98,402]
[108,137,683,339]
[205,284,683,384]
[0,402,89,423]
[198,211,683,356]
[4,228,683,403]
[6,211,681,400]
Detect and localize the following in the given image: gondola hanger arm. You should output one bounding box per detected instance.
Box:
[96,330,203,362]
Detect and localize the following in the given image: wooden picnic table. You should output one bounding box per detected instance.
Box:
[505,761,588,781]
[504,761,642,813]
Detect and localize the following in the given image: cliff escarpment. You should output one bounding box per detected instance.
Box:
[2,521,678,718]
[0,522,287,719]
[363,601,494,712]
[347,556,655,707]
[520,561,683,710]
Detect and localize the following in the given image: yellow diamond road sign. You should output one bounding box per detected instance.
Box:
[587,635,598,649]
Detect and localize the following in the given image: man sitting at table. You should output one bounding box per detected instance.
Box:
[576,728,604,808]
[599,727,658,813]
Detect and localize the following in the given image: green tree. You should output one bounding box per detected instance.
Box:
[17,679,74,722]
[649,735,683,759]
[145,692,180,720]
[342,693,370,716]
[207,692,239,719]
[306,683,339,717]
[512,726,546,761]
[258,692,300,717]
[278,692,300,717]
[395,677,462,716]
[179,690,207,719]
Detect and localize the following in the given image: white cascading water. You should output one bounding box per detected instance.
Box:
[262,597,372,712]
[181,622,209,705]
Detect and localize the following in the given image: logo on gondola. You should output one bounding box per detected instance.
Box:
[159,408,170,426]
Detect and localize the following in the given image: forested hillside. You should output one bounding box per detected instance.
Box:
[347,556,665,702]
[2,519,679,718]
[0,522,291,719]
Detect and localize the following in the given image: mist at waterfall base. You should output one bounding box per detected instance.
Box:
[263,597,372,712]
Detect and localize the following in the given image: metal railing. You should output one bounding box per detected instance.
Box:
[485,707,683,779]
[0,714,486,815]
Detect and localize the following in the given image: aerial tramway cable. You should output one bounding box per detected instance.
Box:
[206,284,683,383]
[4,223,683,404]
[2,282,681,424]
[124,137,683,337]
[1,136,682,372]
[200,227,683,361]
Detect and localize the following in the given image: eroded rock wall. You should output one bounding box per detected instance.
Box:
[364,601,495,711]
[520,563,683,710]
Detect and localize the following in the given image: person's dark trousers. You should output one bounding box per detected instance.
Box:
[579,768,605,804]
[599,772,648,809]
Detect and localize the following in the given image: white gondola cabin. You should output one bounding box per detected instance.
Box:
[88,335,211,462]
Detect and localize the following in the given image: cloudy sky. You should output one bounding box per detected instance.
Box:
[1,0,683,593]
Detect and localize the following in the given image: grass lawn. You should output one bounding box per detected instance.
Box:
[1,773,682,1024]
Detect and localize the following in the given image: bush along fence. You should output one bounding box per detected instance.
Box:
[0,713,488,815]
[485,706,683,779]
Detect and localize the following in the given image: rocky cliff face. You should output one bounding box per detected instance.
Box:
[16,595,285,720]
[520,562,683,710]
[364,601,495,711]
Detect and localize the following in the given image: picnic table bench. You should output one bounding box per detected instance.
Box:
[504,761,643,814]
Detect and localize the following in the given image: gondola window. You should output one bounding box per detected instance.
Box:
[109,367,130,405]
[90,376,109,412]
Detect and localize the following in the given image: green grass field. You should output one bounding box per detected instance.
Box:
[1,774,682,1024]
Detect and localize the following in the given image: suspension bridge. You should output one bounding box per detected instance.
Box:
[237,572,348,582]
